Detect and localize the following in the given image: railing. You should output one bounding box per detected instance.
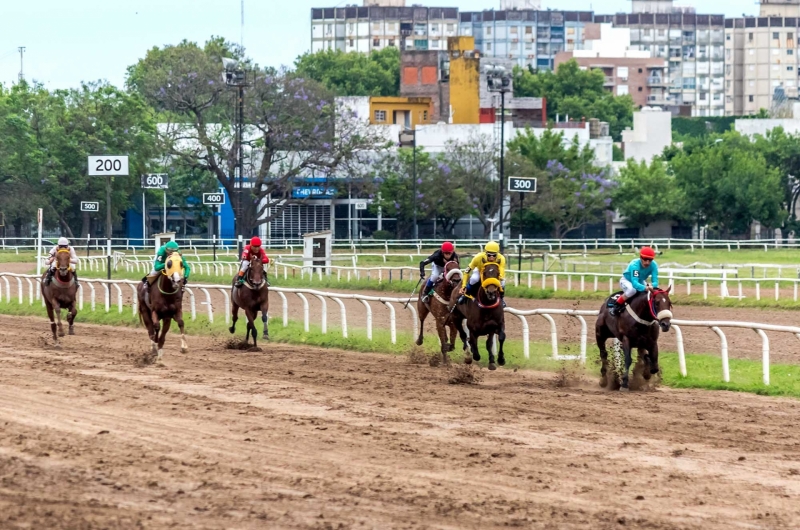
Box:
[3,272,799,386]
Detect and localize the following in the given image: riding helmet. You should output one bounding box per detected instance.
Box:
[639,246,656,259]
[441,241,454,253]
[165,241,179,251]
[57,237,70,247]
[485,241,500,253]
[251,236,262,246]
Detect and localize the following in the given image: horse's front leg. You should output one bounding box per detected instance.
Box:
[620,336,633,391]
[157,317,172,362]
[54,301,65,338]
[486,333,497,370]
[175,309,188,354]
[497,327,506,366]
[150,310,160,355]
[649,341,660,377]
[245,307,258,348]
[596,328,609,388]
[434,316,450,365]
[468,328,481,363]
[416,301,428,346]
[229,300,240,334]
[44,299,58,345]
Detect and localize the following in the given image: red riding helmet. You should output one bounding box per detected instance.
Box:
[441,241,454,253]
[639,246,656,260]
[250,236,262,247]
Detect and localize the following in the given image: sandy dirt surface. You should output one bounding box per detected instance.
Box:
[1,314,800,529]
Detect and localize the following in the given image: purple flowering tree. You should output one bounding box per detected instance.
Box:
[127,37,388,236]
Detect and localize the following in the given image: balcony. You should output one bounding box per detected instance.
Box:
[647,94,674,105]
[647,76,668,86]
[604,76,615,86]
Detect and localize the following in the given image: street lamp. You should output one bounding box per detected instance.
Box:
[222,57,249,251]
[398,128,419,240]
[486,64,512,251]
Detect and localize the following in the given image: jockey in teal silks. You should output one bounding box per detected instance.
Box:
[610,246,659,316]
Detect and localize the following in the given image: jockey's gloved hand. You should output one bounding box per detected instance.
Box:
[419,271,425,280]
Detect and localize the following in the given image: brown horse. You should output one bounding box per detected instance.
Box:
[40,249,78,347]
[137,256,188,362]
[416,260,461,364]
[449,263,506,370]
[595,286,673,391]
[229,254,270,347]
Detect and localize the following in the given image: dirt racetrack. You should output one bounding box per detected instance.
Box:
[1,315,800,528]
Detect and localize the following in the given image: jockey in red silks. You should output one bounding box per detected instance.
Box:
[236,236,270,287]
[419,241,459,304]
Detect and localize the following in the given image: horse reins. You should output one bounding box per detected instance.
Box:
[158,270,181,295]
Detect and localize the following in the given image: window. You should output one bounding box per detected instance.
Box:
[372,22,381,31]
[349,38,354,47]
[726,80,731,90]
[525,42,533,50]
[637,86,643,91]
[374,110,386,122]
[789,49,795,55]
[388,23,397,32]
[447,24,454,32]
[567,27,575,35]
[617,85,629,96]
[431,23,439,32]
[617,66,629,79]
[486,42,492,51]
[525,26,533,34]
[430,39,439,49]
[423,110,428,121]
[658,29,666,36]
[643,28,651,36]
[510,26,518,35]
[726,34,731,41]
[388,38,395,47]
[749,32,754,41]
[713,93,721,101]
[638,68,643,73]
[749,95,754,102]
[348,23,354,33]
[485,27,492,36]
[773,32,780,40]
[789,66,795,71]
[699,93,706,101]
[325,24,332,35]
[373,38,380,47]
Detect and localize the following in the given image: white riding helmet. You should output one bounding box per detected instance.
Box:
[57,237,70,247]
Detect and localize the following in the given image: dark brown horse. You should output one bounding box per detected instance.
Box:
[596,286,673,391]
[40,249,78,347]
[229,254,270,347]
[137,256,188,362]
[416,260,461,364]
[449,263,506,370]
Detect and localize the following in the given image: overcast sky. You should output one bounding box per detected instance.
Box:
[0,0,758,89]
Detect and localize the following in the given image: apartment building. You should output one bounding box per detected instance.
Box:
[310,3,458,54]
[596,3,726,117]
[724,0,800,115]
[458,9,594,70]
[555,24,669,109]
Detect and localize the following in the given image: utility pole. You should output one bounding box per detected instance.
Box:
[486,64,512,252]
[18,47,25,82]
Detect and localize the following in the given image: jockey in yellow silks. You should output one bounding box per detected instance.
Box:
[458,240,506,307]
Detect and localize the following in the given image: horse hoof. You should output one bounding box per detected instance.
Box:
[54,343,62,350]
[599,376,608,388]
[415,337,423,346]
[68,328,75,336]
[472,353,481,362]
[180,348,188,354]
[447,344,455,352]
[498,356,506,367]
[464,357,472,365]
[264,335,270,341]
[228,326,235,334]
[488,363,497,371]
[619,386,630,392]
[58,331,65,338]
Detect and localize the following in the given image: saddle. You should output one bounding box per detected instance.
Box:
[606,291,624,308]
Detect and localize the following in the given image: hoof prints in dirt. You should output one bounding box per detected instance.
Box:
[448,364,484,385]
[553,361,583,388]
[132,351,157,367]
[224,339,262,353]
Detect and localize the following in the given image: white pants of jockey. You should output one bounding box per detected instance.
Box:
[620,278,638,298]
[239,260,251,273]
[469,269,505,289]
[429,263,444,281]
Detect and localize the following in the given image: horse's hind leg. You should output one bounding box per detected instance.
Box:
[596,327,610,388]
[67,302,77,335]
[157,318,172,362]
[416,303,428,346]
[486,333,497,371]
[260,299,270,341]
[229,300,239,334]
[620,336,633,391]
[497,327,506,366]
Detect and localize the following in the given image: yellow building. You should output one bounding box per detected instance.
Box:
[447,36,480,125]
[369,97,432,129]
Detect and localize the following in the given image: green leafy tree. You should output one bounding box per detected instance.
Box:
[612,159,687,233]
[294,47,400,97]
[513,60,634,140]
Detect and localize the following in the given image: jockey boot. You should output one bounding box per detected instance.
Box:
[235,272,245,287]
[73,270,80,288]
[45,268,54,285]
[421,278,434,304]
[500,290,506,308]
[610,295,626,316]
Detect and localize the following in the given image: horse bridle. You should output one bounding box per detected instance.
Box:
[625,290,673,326]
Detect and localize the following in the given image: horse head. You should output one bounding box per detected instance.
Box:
[247,254,265,287]
[480,264,502,303]
[54,249,72,279]
[650,285,673,332]
[443,260,461,289]
[163,254,184,291]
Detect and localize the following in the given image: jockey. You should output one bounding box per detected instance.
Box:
[610,246,659,316]
[143,240,191,288]
[236,236,270,287]
[420,241,459,304]
[44,237,79,286]
[458,241,507,307]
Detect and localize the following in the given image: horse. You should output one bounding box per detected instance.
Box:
[595,286,673,391]
[40,248,78,347]
[449,263,506,370]
[229,254,270,348]
[137,255,188,362]
[416,260,461,364]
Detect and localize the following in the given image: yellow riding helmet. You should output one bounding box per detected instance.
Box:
[485,241,500,253]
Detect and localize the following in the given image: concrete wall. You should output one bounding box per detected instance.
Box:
[448,37,481,124]
[735,118,800,136]
[621,108,672,162]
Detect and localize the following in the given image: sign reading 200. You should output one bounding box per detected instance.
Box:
[88,156,129,176]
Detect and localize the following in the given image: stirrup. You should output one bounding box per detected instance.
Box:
[422,294,431,304]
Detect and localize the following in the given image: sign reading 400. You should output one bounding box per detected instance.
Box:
[88,155,129,176]
[203,192,226,205]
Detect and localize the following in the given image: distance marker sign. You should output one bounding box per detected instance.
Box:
[80,201,100,212]
[507,176,537,193]
[88,156,129,176]
[203,192,226,205]
[141,173,169,189]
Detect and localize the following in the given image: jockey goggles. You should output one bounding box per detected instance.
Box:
[486,252,497,258]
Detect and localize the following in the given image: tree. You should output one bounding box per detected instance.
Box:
[294,47,400,97]
[669,132,785,236]
[445,135,501,237]
[127,37,389,237]
[612,159,687,233]
[513,60,634,140]
[507,128,615,238]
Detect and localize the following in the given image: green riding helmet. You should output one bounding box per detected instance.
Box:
[165,241,180,253]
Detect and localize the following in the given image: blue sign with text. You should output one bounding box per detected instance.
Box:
[292,186,336,199]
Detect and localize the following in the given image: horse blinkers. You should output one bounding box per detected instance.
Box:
[652,286,673,332]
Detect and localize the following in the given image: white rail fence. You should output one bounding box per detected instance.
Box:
[2,273,798,386]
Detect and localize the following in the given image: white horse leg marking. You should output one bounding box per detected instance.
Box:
[180,333,188,354]
[157,349,164,362]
